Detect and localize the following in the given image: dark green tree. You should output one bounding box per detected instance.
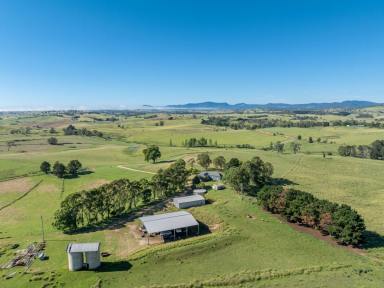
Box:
[67,160,82,176]
[53,161,66,178]
[40,161,51,174]
[143,145,161,163]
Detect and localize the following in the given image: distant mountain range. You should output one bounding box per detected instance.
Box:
[166,100,381,110]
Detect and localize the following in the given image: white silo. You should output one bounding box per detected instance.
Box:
[85,250,101,269]
[67,244,84,271]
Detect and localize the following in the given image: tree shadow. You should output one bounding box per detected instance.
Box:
[269,178,298,186]
[97,261,132,272]
[361,230,384,249]
[155,160,176,164]
[64,170,94,179]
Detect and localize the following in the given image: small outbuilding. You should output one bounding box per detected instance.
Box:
[139,211,200,242]
[198,171,222,182]
[193,188,207,195]
[213,184,225,190]
[173,195,205,209]
[67,242,101,271]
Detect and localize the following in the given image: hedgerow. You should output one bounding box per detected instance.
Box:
[258,185,366,245]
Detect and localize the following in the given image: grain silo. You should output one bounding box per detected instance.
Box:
[67,242,101,271]
[67,244,84,271]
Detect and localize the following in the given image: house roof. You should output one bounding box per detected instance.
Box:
[198,171,222,179]
[139,211,199,234]
[173,195,205,204]
[67,242,100,253]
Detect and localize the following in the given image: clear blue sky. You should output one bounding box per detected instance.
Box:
[1,0,384,109]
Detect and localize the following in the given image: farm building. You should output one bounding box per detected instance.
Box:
[193,188,207,195]
[67,242,101,271]
[198,171,222,182]
[173,195,205,208]
[213,184,225,190]
[139,211,200,242]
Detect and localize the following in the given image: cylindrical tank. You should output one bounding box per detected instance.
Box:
[68,252,83,271]
[85,251,101,270]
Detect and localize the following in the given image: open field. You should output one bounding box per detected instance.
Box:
[1,112,384,287]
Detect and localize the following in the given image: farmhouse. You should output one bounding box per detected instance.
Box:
[173,195,205,208]
[198,171,222,182]
[139,211,200,242]
[67,242,101,271]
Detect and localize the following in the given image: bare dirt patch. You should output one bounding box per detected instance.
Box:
[0,178,33,194]
[104,222,163,259]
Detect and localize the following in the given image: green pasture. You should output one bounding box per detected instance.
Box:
[1,113,384,287]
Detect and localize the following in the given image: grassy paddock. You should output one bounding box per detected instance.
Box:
[1,113,384,287]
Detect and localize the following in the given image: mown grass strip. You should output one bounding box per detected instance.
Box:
[142,264,352,288]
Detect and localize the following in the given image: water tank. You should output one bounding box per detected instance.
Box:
[85,251,101,270]
[67,252,83,271]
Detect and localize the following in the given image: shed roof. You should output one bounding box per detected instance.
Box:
[67,242,100,253]
[139,211,199,234]
[173,195,205,204]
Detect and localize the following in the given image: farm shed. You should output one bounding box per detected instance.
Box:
[193,188,207,195]
[67,242,101,271]
[213,184,225,190]
[198,171,222,182]
[173,195,205,208]
[139,211,200,242]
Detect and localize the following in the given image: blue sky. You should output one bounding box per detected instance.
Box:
[0,0,384,109]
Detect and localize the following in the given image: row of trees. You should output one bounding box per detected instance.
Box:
[265,141,301,154]
[194,153,227,170]
[224,156,273,194]
[182,137,218,148]
[258,186,366,245]
[339,140,384,160]
[202,116,384,130]
[40,160,82,178]
[53,159,189,231]
[63,125,104,138]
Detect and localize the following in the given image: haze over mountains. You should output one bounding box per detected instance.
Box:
[166,100,381,110]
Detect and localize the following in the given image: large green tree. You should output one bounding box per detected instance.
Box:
[40,161,51,174]
[53,161,66,178]
[67,160,82,176]
[197,153,211,169]
[213,156,226,170]
[143,145,162,163]
[224,166,250,194]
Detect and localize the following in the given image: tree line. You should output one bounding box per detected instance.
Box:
[258,185,366,245]
[339,140,384,160]
[182,137,218,148]
[40,160,82,178]
[53,159,189,231]
[63,125,104,138]
[201,116,384,130]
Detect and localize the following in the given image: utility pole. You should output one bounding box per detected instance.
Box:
[40,216,45,243]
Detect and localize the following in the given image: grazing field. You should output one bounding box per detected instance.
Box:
[1,112,384,287]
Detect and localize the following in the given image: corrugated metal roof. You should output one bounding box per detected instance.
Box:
[173,195,205,204]
[139,211,199,234]
[198,171,222,180]
[67,242,100,253]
